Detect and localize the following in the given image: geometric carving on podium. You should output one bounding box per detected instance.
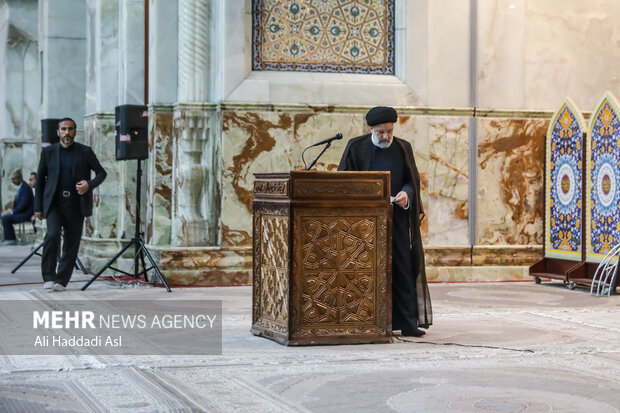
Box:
[256,215,289,331]
[294,179,384,199]
[300,216,376,326]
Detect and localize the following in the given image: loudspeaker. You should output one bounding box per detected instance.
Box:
[41,118,60,147]
[115,104,148,160]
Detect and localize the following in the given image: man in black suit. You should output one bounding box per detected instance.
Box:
[34,118,107,291]
[1,170,34,245]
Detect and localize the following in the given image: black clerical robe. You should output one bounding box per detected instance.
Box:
[338,133,433,329]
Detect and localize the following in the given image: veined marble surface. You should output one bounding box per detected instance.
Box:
[477,117,547,245]
[146,108,174,245]
[83,114,142,240]
[222,110,470,247]
[396,115,470,245]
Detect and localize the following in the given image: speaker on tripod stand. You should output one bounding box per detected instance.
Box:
[82,105,171,291]
[41,118,60,147]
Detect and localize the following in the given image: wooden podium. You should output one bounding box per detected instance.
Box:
[251,171,393,345]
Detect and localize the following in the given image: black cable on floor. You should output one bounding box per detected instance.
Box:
[392,333,535,353]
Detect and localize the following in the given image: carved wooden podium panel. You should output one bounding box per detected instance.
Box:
[251,171,392,345]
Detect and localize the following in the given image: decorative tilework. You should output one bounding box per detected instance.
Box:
[252,0,394,74]
[586,92,620,262]
[545,99,585,260]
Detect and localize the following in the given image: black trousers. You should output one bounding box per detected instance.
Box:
[391,208,419,332]
[41,197,84,287]
[2,213,31,241]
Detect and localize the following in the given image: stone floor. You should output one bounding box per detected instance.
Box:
[0,244,619,412]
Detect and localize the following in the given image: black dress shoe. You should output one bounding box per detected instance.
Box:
[401,328,425,337]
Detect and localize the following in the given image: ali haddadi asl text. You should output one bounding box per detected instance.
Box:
[34,334,121,347]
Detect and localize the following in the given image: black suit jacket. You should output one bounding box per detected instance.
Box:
[34,142,107,218]
[11,182,34,220]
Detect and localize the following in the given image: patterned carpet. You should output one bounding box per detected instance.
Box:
[0,245,619,412]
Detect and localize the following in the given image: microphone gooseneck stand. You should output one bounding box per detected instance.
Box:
[302,133,343,170]
[306,141,333,170]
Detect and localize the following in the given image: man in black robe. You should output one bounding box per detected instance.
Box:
[338,106,432,337]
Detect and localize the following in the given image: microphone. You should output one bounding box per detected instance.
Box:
[310,133,343,147]
[302,133,343,170]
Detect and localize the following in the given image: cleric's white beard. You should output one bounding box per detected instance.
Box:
[371,131,393,149]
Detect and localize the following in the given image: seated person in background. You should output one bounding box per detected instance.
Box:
[29,172,37,223]
[1,170,34,245]
[28,172,36,189]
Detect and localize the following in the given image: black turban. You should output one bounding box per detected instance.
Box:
[366,106,398,126]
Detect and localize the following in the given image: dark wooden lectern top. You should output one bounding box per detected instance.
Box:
[251,171,392,345]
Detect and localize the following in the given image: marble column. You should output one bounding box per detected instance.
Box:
[145,0,177,247]
[178,0,210,103]
[81,0,132,272]
[118,0,144,104]
[141,0,250,287]
[173,0,216,247]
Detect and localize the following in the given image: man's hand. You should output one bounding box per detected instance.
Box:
[393,191,409,208]
[34,212,42,220]
[76,180,89,195]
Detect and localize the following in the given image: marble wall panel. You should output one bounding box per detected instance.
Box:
[221,110,294,247]
[83,114,138,239]
[425,246,471,266]
[222,110,470,249]
[172,105,219,247]
[478,0,620,111]
[426,0,470,108]
[477,0,525,110]
[221,110,373,246]
[477,117,547,245]
[46,0,87,38]
[147,247,252,286]
[4,42,38,140]
[524,0,620,111]
[426,265,530,283]
[472,245,542,266]
[146,108,174,245]
[393,115,469,245]
[293,112,366,171]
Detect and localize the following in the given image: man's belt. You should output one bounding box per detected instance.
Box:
[62,190,71,198]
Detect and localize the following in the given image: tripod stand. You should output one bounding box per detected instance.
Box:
[11,232,88,275]
[81,160,171,292]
